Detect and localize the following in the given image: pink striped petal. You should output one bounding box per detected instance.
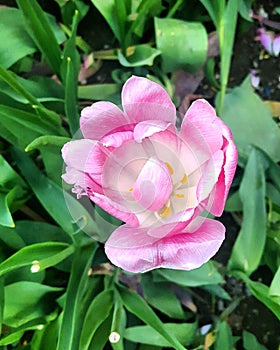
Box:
[134,120,175,142]
[122,76,176,124]
[105,218,225,273]
[258,28,273,54]
[132,157,172,211]
[273,35,280,56]
[80,101,129,140]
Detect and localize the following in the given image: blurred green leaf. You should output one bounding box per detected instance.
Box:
[26,135,71,184]
[0,7,65,69]
[154,261,223,287]
[91,0,122,41]
[215,321,235,350]
[31,317,60,350]
[119,286,186,350]
[12,149,98,236]
[142,274,185,319]
[225,191,242,212]
[124,322,196,347]
[269,265,280,297]
[118,45,161,67]
[16,0,63,78]
[0,279,3,335]
[78,83,121,101]
[0,225,26,251]
[3,281,62,328]
[79,289,114,349]
[237,272,280,319]
[61,10,80,135]
[0,242,74,277]
[155,17,207,73]
[238,0,254,21]
[228,148,267,275]
[57,242,98,350]
[243,331,268,350]
[221,82,280,162]
[0,154,25,188]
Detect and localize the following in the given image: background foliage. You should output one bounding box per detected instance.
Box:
[0,0,279,349]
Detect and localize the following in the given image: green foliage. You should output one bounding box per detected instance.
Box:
[0,0,279,349]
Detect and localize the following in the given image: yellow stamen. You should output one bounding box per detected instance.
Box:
[160,205,171,217]
[129,187,133,192]
[165,162,174,175]
[181,173,187,184]
[176,193,185,199]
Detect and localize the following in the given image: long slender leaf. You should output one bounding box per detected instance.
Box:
[0,242,74,277]
[119,286,186,350]
[16,0,62,77]
[57,242,98,350]
[228,148,267,275]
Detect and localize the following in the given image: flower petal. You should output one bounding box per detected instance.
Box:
[132,157,172,211]
[181,99,223,155]
[133,120,175,142]
[80,101,129,140]
[105,218,225,273]
[208,119,238,216]
[122,76,176,124]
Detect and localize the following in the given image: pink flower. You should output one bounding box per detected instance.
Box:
[62,76,238,273]
[257,28,280,56]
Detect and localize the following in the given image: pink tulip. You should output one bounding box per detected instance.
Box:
[62,76,238,273]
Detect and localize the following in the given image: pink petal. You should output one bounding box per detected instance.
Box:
[208,119,238,216]
[258,28,273,54]
[134,120,175,142]
[181,99,223,155]
[196,150,224,203]
[90,192,139,227]
[132,157,172,211]
[273,35,280,56]
[105,218,225,273]
[62,139,98,172]
[122,76,176,124]
[80,101,129,140]
[101,131,134,147]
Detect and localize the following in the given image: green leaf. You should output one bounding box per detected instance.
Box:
[0,7,64,69]
[154,261,223,287]
[0,191,15,228]
[124,322,196,347]
[221,83,280,162]
[236,272,280,320]
[269,265,280,297]
[61,10,80,135]
[31,317,60,350]
[16,0,63,77]
[3,281,62,328]
[0,154,25,188]
[0,225,26,251]
[57,243,99,350]
[117,45,161,67]
[243,331,268,350]
[12,149,98,236]
[91,0,122,41]
[0,279,4,335]
[215,321,235,350]
[79,289,114,349]
[26,135,71,184]
[238,0,254,21]
[0,242,74,277]
[78,83,121,101]
[119,286,186,350]
[228,148,267,275]
[142,274,185,319]
[0,104,64,149]
[155,17,207,73]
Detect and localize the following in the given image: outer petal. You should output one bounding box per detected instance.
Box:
[132,157,172,211]
[181,99,223,155]
[80,101,129,140]
[105,218,225,273]
[122,76,176,124]
[258,28,273,54]
[208,119,238,216]
[133,120,175,142]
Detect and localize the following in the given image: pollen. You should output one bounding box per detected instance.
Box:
[165,162,174,175]
[181,173,188,184]
[176,193,185,198]
[160,205,171,217]
[129,187,133,192]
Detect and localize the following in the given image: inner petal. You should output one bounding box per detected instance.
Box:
[132,157,172,212]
